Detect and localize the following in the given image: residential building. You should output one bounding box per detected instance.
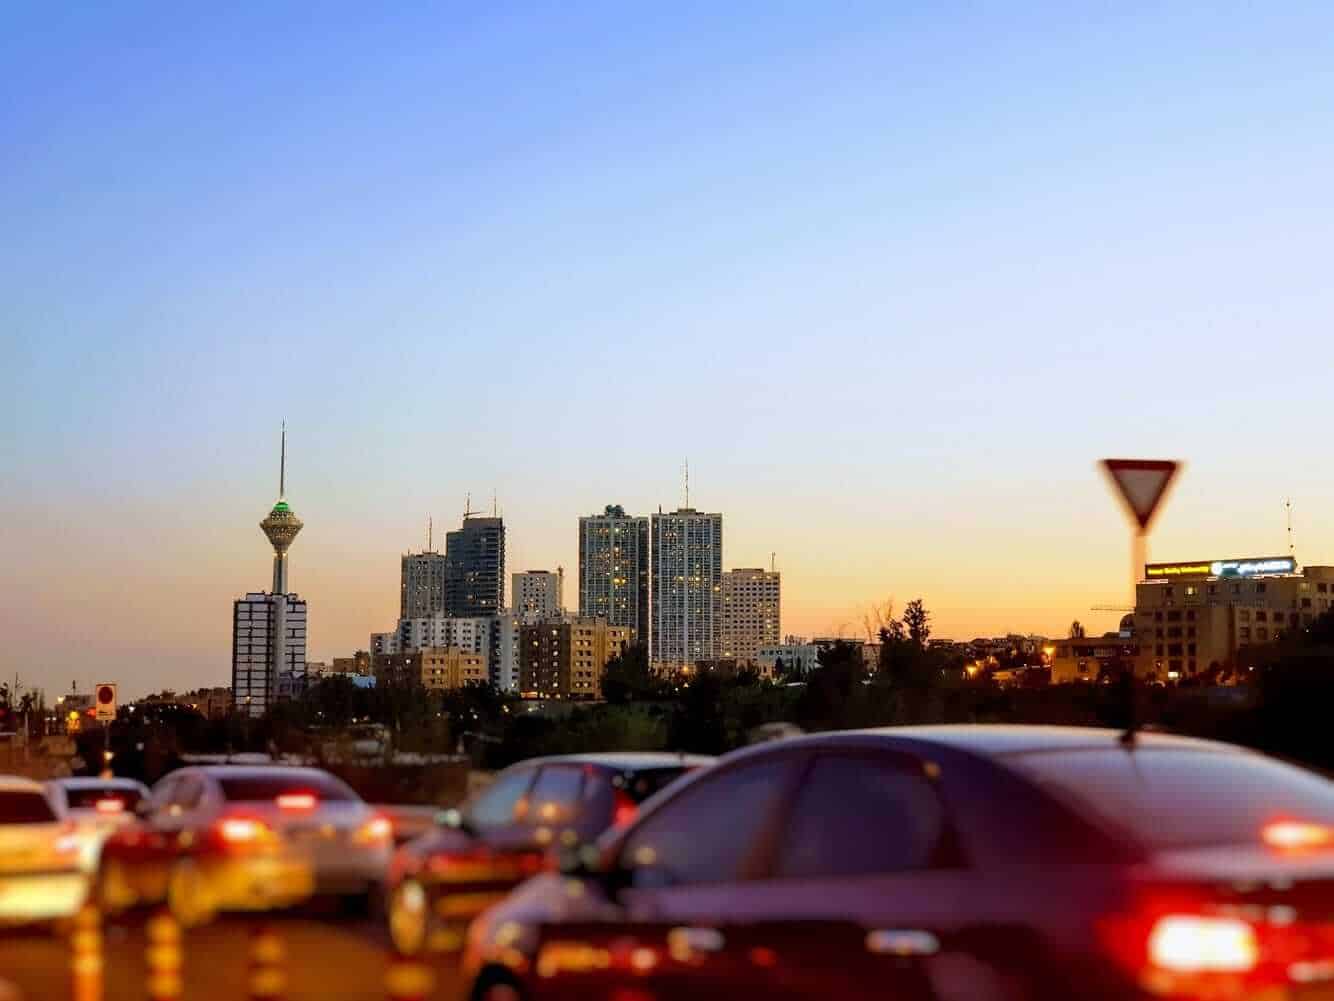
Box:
[232,592,307,716]
[444,516,505,617]
[393,614,491,657]
[512,569,564,625]
[1132,556,1334,680]
[371,649,486,690]
[649,508,723,670]
[519,617,634,699]
[401,552,449,619]
[579,505,651,647]
[1049,635,1144,684]
[756,641,822,679]
[494,611,521,692]
[720,568,780,665]
[232,427,307,718]
[330,652,372,677]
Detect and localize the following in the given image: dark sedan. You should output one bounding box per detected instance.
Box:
[386,752,712,956]
[462,726,1334,1001]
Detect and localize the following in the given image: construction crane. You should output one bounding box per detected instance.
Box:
[1090,605,1133,613]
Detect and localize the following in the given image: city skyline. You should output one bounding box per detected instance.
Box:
[7,5,1334,698]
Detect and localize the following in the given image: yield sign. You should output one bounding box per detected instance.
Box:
[1101,459,1179,531]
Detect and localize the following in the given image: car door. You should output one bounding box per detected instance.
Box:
[725,750,973,1001]
[533,751,863,1001]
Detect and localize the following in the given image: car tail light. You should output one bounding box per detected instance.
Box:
[1103,896,1334,997]
[276,792,318,812]
[612,789,637,828]
[1263,820,1334,852]
[1147,915,1258,973]
[216,817,272,848]
[95,797,125,815]
[55,824,81,858]
[354,815,393,846]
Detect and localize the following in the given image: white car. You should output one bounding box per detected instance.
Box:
[47,777,150,872]
[0,776,87,926]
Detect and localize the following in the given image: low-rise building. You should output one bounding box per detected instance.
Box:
[1048,636,1145,683]
[372,648,487,690]
[519,618,633,700]
[756,641,822,679]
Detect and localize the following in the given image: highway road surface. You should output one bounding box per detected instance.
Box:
[0,905,465,1001]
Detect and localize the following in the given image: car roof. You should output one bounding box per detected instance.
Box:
[0,775,49,794]
[514,752,714,771]
[173,766,344,782]
[52,777,147,790]
[718,724,1238,764]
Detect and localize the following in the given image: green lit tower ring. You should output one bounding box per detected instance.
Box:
[260,423,303,594]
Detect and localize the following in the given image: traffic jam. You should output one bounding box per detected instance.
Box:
[3,726,1334,1001]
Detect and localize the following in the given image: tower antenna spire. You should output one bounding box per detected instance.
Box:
[684,458,689,509]
[1287,498,1296,560]
[279,421,287,499]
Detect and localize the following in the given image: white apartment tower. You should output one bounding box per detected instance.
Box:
[721,568,781,665]
[649,508,722,670]
[511,569,564,625]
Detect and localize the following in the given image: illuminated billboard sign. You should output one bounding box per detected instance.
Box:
[1145,557,1297,580]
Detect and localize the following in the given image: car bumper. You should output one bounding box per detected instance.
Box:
[308,845,391,896]
[199,854,316,912]
[0,869,89,923]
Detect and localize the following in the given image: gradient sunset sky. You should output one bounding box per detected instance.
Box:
[5,4,1334,698]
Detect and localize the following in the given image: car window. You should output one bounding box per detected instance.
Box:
[0,791,57,824]
[468,767,535,829]
[62,786,145,811]
[619,757,797,886]
[172,775,206,811]
[777,755,946,878]
[215,773,358,803]
[528,766,585,825]
[1009,748,1334,850]
[149,775,179,813]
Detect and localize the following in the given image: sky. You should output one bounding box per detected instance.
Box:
[4,3,1334,699]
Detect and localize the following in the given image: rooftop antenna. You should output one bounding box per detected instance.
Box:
[1287,498,1296,560]
[278,421,287,499]
[684,459,689,509]
[771,551,776,573]
[492,490,498,518]
[463,492,478,519]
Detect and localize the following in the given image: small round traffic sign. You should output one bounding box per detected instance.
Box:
[98,685,115,704]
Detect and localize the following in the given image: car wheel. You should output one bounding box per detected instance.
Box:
[472,970,523,1001]
[166,860,215,929]
[388,879,428,956]
[97,858,138,914]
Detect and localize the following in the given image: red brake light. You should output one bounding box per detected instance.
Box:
[612,790,637,828]
[218,817,269,845]
[276,792,318,811]
[354,815,393,845]
[1148,915,1259,974]
[95,798,125,815]
[1263,820,1334,852]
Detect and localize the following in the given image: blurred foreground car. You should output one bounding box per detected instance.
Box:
[388,752,711,956]
[97,765,392,925]
[47,777,150,872]
[463,726,1334,1001]
[0,776,85,926]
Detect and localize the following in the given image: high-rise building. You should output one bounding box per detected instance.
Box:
[512,569,564,625]
[232,426,307,718]
[401,552,448,619]
[391,613,492,657]
[650,508,723,670]
[721,568,781,665]
[444,515,505,617]
[579,505,650,647]
[519,617,634,700]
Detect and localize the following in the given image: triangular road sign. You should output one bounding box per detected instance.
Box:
[1101,459,1179,531]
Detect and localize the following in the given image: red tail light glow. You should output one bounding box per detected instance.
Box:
[612,789,637,828]
[354,815,393,845]
[218,817,270,845]
[1263,820,1334,851]
[276,792,318,811]
[1147,915,1258,973]
[95,798,125,814]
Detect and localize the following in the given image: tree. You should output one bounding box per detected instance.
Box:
[601,643,658,704]
[1069,620,1086,639]
[903,599,931,648]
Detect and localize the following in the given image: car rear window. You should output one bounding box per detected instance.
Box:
[217,773,358,803]
[0,791,57,824]
[64,787,143,811]
[1010,748,1334,850]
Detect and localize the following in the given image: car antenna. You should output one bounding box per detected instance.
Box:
[1118,668,1139,747]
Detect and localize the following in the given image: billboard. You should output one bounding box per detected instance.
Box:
[1145,557,1297,580]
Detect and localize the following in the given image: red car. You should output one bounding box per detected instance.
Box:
[97,765,392,925]
[462,726,1334,1001]
[387,752,711,956]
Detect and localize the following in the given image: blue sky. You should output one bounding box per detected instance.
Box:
[5,3,1334,696]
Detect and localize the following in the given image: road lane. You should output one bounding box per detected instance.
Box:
[0,909,465,1001]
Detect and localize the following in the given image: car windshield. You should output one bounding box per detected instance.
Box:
[217,774,358,804]
[1010,748,1334,850]
[0,791,57,824]
[63,787,144,811]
